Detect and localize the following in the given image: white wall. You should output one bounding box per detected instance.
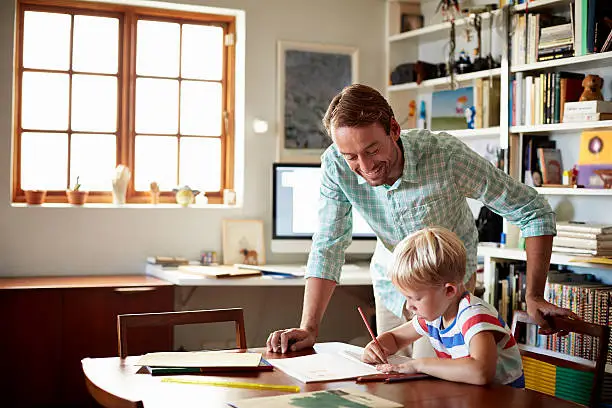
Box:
[0,0,386,276]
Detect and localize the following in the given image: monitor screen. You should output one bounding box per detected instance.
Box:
[272,163,376,245]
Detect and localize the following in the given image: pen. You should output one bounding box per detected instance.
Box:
[357,306,388,364]
[161,377,300,393]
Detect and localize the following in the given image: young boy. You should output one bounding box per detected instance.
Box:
[363,227,525,388]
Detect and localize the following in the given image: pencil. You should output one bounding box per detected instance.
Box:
[357,306,388,364]
[161,377,300,392]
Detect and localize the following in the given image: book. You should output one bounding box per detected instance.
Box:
[557,231,612,240]
[537,147,563,184]
[136,351,263,368]
[564,100,612,114]
[553,236,612,250]
[563,112,612,122]
[228,388,403,408]
[552,246,612,256]
[556,221,612,234]
[267,347,412,383]
[178,265,262,278]
[146,357,273,376]
[147,256,189,266]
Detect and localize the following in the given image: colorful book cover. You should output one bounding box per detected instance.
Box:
[430,87,474,131]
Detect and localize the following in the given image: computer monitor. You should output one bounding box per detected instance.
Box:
[272,163,376,254]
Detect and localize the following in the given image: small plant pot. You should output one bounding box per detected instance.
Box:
[66,190,88,205]
[25,190,46,205]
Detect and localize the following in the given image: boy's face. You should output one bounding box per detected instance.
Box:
[398,283,457,322]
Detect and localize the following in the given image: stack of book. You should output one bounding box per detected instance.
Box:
[552,221,612,256]
[563,100,612,122]
[538,22,574,61]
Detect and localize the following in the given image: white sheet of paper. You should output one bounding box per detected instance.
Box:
[340,349,413,367]
[268,352,379,383]
[229,387,403,408]
[135,351,262,368]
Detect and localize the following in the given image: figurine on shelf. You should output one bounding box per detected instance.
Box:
[465,105,476,129]
[418,100,427,129]
[569,166,579,186]
[579,75,604,101]
[456,49,473,74]
[150,181,160,204]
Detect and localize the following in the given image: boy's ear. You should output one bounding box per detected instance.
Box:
[444,283,459,297]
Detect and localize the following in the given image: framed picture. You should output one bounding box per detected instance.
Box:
[222,219,266,265]
[400,13,424,32]
[277,41,358,163]
[430,87,474,131]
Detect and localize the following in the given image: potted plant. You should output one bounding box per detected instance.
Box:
[24,190,46,205]
[66,176,88,205]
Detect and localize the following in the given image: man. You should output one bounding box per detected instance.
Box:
[267,84,574,355]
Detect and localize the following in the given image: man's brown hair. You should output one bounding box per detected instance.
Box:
[322,84,395,138]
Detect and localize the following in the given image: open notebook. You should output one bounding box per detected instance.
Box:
[267,347,412,383]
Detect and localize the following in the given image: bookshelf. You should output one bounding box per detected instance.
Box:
[388,0,612,380]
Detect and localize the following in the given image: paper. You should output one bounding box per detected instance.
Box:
[178,265,261,278]
[135,351,262,368]
[340,350,413,367]
[268,353,379,383]
[229,387,402,408]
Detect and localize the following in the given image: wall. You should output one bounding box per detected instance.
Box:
[0,0,386,276]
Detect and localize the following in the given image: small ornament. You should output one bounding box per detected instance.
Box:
[579,75,604,101]
[173,185,200,207]
[150,182,160,204]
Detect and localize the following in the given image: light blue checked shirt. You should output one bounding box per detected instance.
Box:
[305,129,556,317]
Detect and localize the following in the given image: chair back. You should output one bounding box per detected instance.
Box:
[117,308,247,358]
[85,375,144,408]
[511,310,610,408]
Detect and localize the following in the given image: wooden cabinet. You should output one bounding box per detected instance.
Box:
[0,276,174,408]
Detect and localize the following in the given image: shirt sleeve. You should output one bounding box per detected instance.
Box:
[459,304,509,348]
[446,134,556,238]
[304,152,353,283]
[411,315,429,337]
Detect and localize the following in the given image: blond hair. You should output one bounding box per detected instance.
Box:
[389,227,466,288]
[322,84,395,138]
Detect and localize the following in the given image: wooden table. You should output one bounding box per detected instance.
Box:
[82,342,580,408]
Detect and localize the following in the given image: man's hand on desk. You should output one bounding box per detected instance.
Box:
[266,327,316,353]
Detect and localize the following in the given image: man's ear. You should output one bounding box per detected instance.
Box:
[444,283,459,298]
[390,117,401,142]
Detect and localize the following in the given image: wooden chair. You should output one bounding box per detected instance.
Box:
[117,308,247,359]
[84,374,144,408]
[511,310,610,408]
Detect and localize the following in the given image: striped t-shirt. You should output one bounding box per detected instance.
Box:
[412,293,524,386]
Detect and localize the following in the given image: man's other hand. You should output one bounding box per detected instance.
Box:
[526,295,578,336]
[266,327,316,353]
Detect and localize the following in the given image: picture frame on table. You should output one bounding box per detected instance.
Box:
[222,219,266,266]
[277,41,358,163]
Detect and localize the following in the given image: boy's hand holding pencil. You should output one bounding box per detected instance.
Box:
[358,306,392,364]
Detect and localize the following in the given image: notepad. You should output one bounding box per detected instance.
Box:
[228,387,402,408]
[135,351,262,368]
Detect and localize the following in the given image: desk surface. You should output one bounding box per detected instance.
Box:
[82,342,578,408]
[146,264,372,286]
[0,275,171,290]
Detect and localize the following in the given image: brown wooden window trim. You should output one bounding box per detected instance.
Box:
[13,0,236,205]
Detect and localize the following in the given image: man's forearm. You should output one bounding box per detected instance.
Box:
[525,235,553,300]
[299,277,337,335]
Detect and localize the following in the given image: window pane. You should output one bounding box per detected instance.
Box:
[22,72,69,130]
[72,74,117,132]
[70,134,116,191]
[179,137,221,192]
[135,78,179,134]
[181,24,223,80]
[180,81,222,136]
[21,132,68,190]
[73,15,119,74]
[23,11,71,70]
[136,20,179,77]
[135,136,178,191]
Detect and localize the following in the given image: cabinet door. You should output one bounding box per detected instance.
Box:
[60,285,174,406]
[0,289,62,408]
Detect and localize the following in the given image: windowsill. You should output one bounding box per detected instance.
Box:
[11,203,243,209]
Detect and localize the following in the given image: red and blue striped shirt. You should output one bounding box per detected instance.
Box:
[412,293,524,386]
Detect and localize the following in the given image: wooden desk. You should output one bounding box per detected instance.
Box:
[82,342,579,408]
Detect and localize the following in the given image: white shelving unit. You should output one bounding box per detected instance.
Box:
[513,0,571,13]
[511,51,612,73]
[511,120,612,134]
[388,68,501,92]
[535,187,612,196]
